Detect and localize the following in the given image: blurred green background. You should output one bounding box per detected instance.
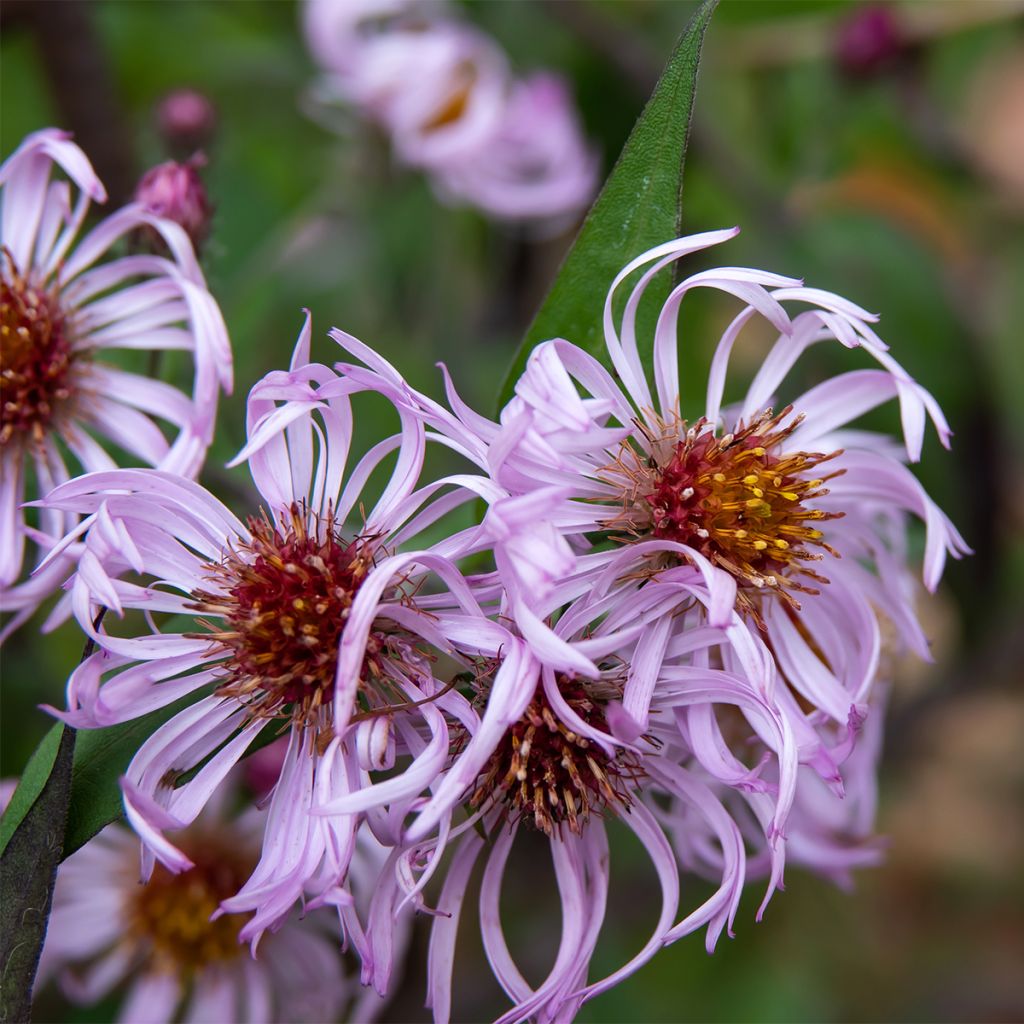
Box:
[3,1,1023,1021]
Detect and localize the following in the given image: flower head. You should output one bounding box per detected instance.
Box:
[303,0,597,224]
[433,72,599,229]
[382,583,797,1024]
[0,128,231,639]
[426,229,967,729]
[41,314,494,946]
[37,783,401,1024]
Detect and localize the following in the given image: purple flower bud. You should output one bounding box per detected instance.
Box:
[134,157,213,252]
[834,4,906,79]
[156,88,217,154]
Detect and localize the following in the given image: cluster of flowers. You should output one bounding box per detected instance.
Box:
[2,128,967,1023]
[303,0,599,228]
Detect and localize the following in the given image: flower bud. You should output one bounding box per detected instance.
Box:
[156,88,217,155]
[134,156,213,252]
[834,5,906,79]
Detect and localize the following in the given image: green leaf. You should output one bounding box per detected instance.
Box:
[498,0,718,406]
[0,705,183,1014]
[0,700,200,870]
[0,723,64,859]
[0,725,75,1022]
[62,704,187,859]
[60,696,284,859]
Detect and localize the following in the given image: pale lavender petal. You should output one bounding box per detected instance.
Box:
[406,640,536,843]
[426,833,484,1022]
[116,971,182,1024]
[0,451,25,587]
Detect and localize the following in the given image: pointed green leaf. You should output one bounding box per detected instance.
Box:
[59,698,284,858]
[0,706,194,1017]
[0,725,74,1021]
[498,0,718,406]
[61,703,189,858]
[0,723,65,858]
[0,699,199,870]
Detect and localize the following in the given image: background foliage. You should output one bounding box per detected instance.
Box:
[2,1,1023,1021]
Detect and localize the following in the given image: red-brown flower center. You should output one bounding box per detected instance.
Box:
[1,252,77,446]
[605,407,844,607]
[468,677,643,837]
[128,836,253,972]
[190,504,385,729]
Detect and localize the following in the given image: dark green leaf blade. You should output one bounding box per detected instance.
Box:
[498,0,718,406]
[0,705,187,1016]
[62,695,201,859]
[0,723,64,859]
[7,690,273,869]
[0,725,74,1022]
[1,699,201,874]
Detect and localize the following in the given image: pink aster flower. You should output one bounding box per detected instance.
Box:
[345,508,886,1023]
[305,1,508,161]
[368,579,798,1024]
[302,0,597,224]
[302,0,430,87]
[39,314,495,943]
[0,128,231,639]
[424,228,968,745]
[37,794,401,1024]
[368,24,510,173]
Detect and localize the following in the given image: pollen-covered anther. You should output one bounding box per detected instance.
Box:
[468,678,643,837]
[188,503,384,728]
[1,251,78,447]
[606,406,845,609]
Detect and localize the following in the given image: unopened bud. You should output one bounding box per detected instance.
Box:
[156,88,217,155]
[834,5,906,79]
[134,156,213,252]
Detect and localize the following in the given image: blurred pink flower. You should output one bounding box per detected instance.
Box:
[433,72,599,231]
[303,0,597,225]
[834,4,907,79]
[305,2,507,153]
[38,793,401,1023]
[156,88,218,156]
[0,128,231,641]
[373,24,510,172]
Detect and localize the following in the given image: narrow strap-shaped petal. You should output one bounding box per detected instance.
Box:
[405,640,537,843]
[570,800,679,1005]
[653,269,796,418]
[426,833,484,1023]
[479,824,534,1007]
